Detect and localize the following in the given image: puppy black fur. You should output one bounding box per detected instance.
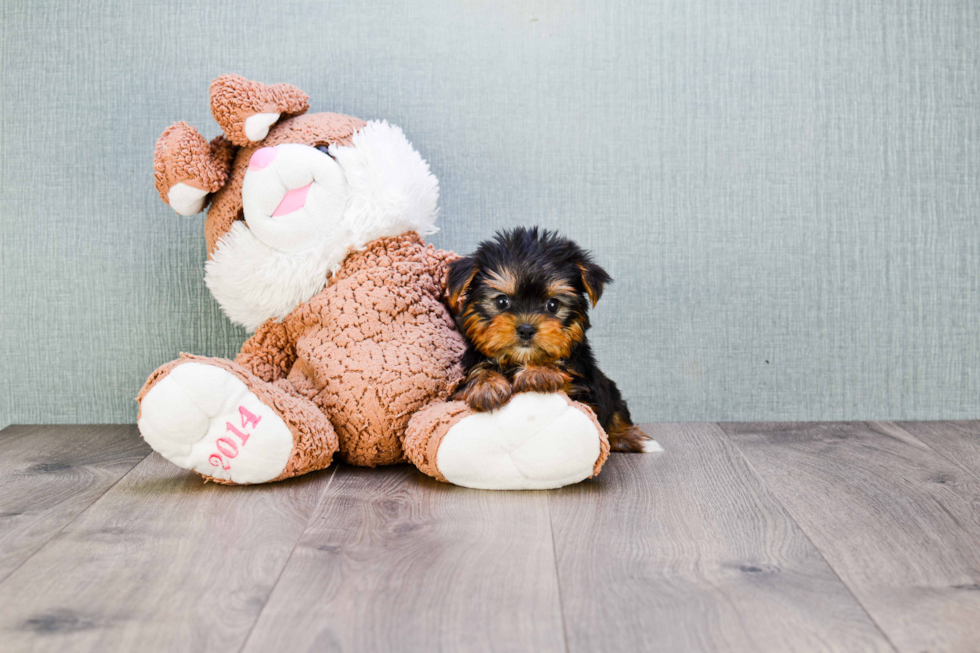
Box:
[447,227,649,453]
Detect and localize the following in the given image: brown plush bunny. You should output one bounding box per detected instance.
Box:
[138,74,609,489]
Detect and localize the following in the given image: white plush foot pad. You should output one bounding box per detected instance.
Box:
[138,363,293,484]
[437,393,602,490]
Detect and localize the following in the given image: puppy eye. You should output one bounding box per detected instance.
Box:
[494,296,511,311]
[546,298,560,314]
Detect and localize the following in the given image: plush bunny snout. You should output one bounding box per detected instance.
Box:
[240,143,350,253]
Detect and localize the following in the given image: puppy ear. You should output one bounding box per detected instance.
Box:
[576,260,612,308]
[153,122,236,215]
[210,74,309,146]
[446,256,478,314]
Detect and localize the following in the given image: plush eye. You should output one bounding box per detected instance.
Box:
[494,296,511,311]
[546,298,560,314]
[314,144,334,159]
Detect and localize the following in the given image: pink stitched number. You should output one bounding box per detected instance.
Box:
[210,405,260,470]
[239,405,262,429]
[216,437,239,458]
[225,422,250,445]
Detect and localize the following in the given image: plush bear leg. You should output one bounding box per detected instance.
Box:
[137,354,338,485]
[404,393,611,490]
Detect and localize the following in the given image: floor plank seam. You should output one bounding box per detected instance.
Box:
[886,421,980,486]
[547,494,571,653]
[236,464,340,653]
[0,447,153,588]
[714,424,903,653]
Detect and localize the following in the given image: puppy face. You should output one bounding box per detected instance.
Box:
[448,228,611,366]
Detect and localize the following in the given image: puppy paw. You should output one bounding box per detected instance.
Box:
[512,365,570,394]
[457,373,512,412]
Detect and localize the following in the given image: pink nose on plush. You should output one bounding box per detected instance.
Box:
[272,183,313,217]
[249,147,277,170]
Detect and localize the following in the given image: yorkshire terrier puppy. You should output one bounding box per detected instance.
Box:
[447,227,652,453]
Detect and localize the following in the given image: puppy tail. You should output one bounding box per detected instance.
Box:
[608,420,664,454]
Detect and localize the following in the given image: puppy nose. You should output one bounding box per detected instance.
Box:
[517,324,537,340]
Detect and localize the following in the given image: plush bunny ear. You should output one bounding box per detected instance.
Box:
[209,74,309,146]
[153,122,236,215]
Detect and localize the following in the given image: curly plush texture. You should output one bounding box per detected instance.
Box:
[153,122,235,203]
[137,353,339,484]
[204,112,367,255]
[236,321,295,383]
[142,75,612,489]
[209,74,310,146]
[202,120,440,332]
[403,400,472,482]
[571,396,612,478]
[230,233,467,466]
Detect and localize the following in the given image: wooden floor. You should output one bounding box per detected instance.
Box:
[0,423,978,652]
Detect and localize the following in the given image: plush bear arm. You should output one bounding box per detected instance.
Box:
[235,320,296,383]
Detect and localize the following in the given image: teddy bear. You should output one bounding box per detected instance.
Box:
[136,74,610,490]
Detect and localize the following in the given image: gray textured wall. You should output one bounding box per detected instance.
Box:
[2,0,979,428]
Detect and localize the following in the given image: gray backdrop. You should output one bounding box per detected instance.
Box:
[2,0,979,428]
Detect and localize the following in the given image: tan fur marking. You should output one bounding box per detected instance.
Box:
[512,365,572,394]
[448,266,478,313]
[546,278,576,296]
[454,363,512,412]
[479,313,522,359]
[485,267,517,295]
[607,413,649,453]
[466,309,586,367]
[577,262,601,307]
